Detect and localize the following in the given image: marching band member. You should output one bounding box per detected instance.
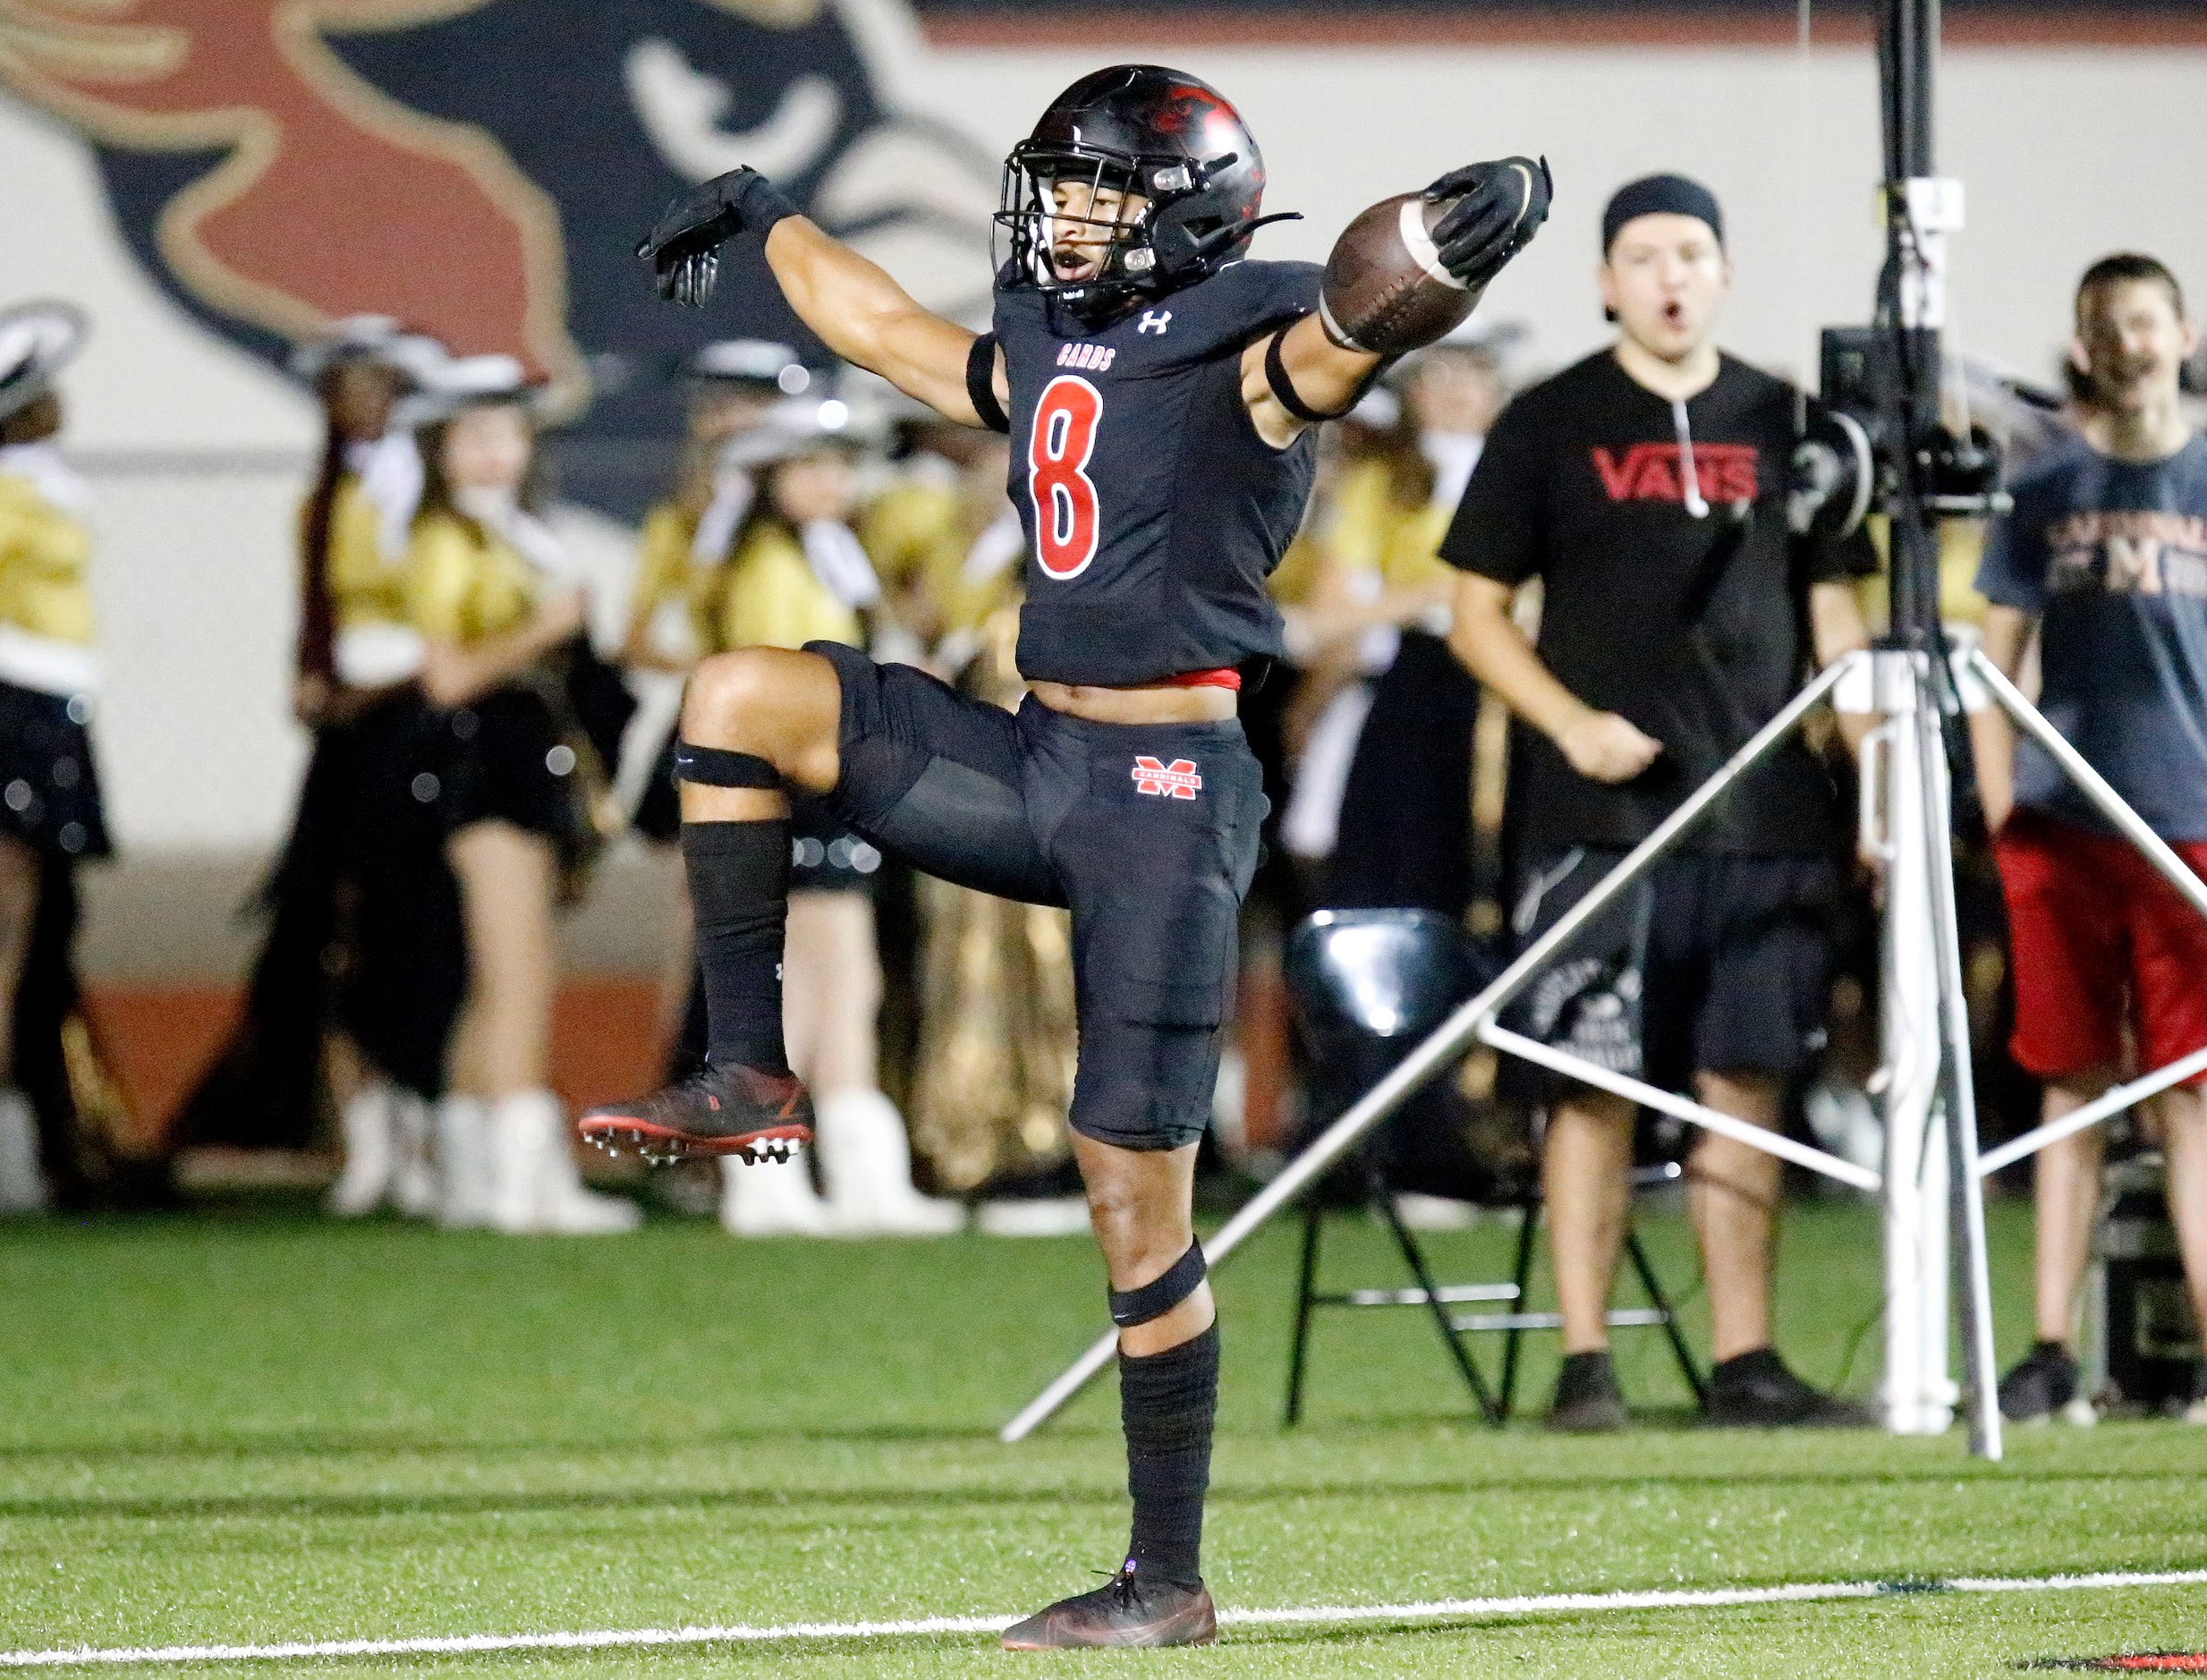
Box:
[177,317,459,1213]
[403,356,639,1235]
[673,396,961,1236]
[0,301,98,1213]
[623,341,809,1076]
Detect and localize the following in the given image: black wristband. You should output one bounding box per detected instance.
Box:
[1264,325,1347,424]
[966,334,1010,434]
[734,168,800,239]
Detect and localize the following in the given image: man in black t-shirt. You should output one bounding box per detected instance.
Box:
[1444,174,1875,1431]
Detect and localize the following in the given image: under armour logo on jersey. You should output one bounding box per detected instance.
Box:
[1138,310,1173,335]
[1057,342,1116,371]
[1132,756,1202,799]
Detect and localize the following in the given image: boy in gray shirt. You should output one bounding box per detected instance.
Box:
[1974,252,2207,1424]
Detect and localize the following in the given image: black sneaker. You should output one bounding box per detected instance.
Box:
[1706,1348,1874,1428]
[1999,1340,2088,1424]
[579,1065,812,1166]
[999,1561,1217,1650]
[1547,1350,1629,1433]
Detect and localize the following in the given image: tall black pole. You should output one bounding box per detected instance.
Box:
[1879,0,1946,649]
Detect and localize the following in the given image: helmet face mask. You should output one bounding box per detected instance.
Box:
[997,143,1161,318]
[994,66,1272,326]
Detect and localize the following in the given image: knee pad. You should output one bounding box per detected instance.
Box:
[1110,1239,1208,1328]
[674,742,781,789]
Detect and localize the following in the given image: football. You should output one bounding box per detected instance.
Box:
[1318,191,1479,356]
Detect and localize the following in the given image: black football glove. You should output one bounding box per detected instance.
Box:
[636,166,801,307]
[1422,156,1552,289]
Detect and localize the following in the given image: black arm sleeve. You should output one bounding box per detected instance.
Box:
[1438,397,1546,585]
[966,334,1009,435]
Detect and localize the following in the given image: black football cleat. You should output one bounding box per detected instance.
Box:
[579,1065,812,1167]
[1000,1563,1217,1650]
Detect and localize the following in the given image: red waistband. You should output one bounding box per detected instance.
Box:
[1163,667,1242,691]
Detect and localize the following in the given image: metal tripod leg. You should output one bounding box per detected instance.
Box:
[1868,651,1954,1436]
[1911,683,2003,1460]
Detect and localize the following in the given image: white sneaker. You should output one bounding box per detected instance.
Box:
[719,1146,836,1235]
[487,1090,640,1235]
[388,1093,440,1220]
[520,1091,641,1235]
[488,1093,544,1234]
[435,1094,496,1229]
[327,1084,396,1217]
[816,1089,965,1236]
[0,1089,47,1215]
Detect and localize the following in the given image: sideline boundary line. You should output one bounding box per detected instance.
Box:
[4,1568,2203,1667]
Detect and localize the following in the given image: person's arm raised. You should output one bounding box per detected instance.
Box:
[639,167,1006,429]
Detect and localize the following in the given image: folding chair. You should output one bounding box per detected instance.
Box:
[1280,907,1706,1425]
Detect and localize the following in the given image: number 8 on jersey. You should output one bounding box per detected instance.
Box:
[1029,375,1103,580]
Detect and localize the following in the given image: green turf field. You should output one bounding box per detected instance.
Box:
[3,1196,2204,1675]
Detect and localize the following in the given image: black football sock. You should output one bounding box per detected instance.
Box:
[1119,1322,1219,1591]
[681,819,791,1077]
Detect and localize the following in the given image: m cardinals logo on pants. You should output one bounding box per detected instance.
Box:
[1133,757,1202,799]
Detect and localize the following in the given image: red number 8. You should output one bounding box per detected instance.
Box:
[1028,375,1103,580]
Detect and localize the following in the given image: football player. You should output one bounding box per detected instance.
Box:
[588,65,1547,1649]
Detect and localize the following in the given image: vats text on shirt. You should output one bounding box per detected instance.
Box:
[1590,442,1759,505]
[2046,510,2207,598]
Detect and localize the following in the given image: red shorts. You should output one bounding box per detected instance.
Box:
[1994,810,2207,1085]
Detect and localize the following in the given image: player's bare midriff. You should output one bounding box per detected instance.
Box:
[1029,680,1238,725]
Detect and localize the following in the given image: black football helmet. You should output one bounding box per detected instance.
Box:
[996,65,1291,324]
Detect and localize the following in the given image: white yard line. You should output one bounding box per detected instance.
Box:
[4,1568,2203,1667]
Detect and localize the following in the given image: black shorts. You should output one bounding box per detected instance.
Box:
[810,641,1267,1151]
[1505,846,1835,1099]
[426,687,593,853]
[0,680,108,861]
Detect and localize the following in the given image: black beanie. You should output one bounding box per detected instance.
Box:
[1602,174,1724,254]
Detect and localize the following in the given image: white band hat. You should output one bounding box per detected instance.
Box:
[389,353,550,431]
[0,301,89,423]
[689,339,811,395]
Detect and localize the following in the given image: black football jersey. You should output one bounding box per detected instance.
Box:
[988,259,1322,686]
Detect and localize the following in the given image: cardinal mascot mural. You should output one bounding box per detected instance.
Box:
[0,0,995,511]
